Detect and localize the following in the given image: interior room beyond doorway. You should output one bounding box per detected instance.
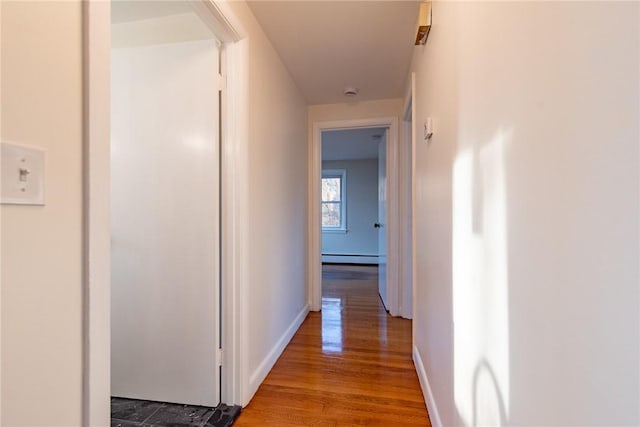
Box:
[321,127,386,265]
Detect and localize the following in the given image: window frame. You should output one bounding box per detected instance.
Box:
[321,169,347,232]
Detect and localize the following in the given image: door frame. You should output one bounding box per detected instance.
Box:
[82,1,249,424]
[400,72,416,320]
[309,117,400,314]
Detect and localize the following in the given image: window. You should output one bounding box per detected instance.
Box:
[322,169,346,231]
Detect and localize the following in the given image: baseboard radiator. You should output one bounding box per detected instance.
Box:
[321,254,379,265]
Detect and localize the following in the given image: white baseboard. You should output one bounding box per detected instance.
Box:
[246,304,310,404]
[322,255,378,264]
[413,345,442,427]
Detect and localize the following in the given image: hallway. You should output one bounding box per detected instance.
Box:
[235,264,430,426]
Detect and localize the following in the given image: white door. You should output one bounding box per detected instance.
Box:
[111,39,220,406]
[378,135,388,310]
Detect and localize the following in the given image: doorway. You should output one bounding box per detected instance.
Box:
[321,127,388,307]
[110,2,221,406]
[83,1,248,423]
[309,117,402,316]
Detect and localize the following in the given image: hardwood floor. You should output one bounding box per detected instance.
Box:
[234,264,430,426]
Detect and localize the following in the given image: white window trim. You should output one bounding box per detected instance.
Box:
[321,169,347,232]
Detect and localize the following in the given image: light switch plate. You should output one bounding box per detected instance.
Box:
[1,141,46,205]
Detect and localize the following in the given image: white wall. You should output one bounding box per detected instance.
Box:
[309,98,403,125]
[1,1,83,425]
[110,35,220,406]
[322,159,378,261]
[111,12,212,48]
[410,2,640,426]
[226,2,309,405]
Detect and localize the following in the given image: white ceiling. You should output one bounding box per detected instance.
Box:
[322,128,386,161]
[111,1,193,24]
[247,1,421,105]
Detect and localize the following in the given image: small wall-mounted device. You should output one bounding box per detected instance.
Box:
[343,86,359,97]
[1,141,46,205]
[415,2,432,46]
[424,118,434,141]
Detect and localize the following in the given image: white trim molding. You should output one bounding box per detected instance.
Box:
[409,72,417,323]
[196,1,249,407]
[399,71,416,320]
[0,2,3,418]
[247,304,310,404]
[82,1,111,425]
[219,36,249,407]
[309,117,400,315]
[413,345,443,427]
[321,254,379,264]
[188,0,246,43]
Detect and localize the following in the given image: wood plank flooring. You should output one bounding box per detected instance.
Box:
[234,264,430,426]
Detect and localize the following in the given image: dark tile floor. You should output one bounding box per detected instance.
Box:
[111,397,240,427]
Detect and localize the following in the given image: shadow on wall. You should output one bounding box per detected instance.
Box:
[452,128,512,426]
[472,359,508,427]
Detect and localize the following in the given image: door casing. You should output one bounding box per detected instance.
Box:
[378,136,389,309]
[309,117,400,315]
[401,72,416,321]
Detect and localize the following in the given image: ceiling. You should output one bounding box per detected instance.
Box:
[111,1,193,24]
[322,128,386,161]
[247,1,421,105]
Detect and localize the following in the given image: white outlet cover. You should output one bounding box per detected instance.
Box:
[1,141,46,205]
